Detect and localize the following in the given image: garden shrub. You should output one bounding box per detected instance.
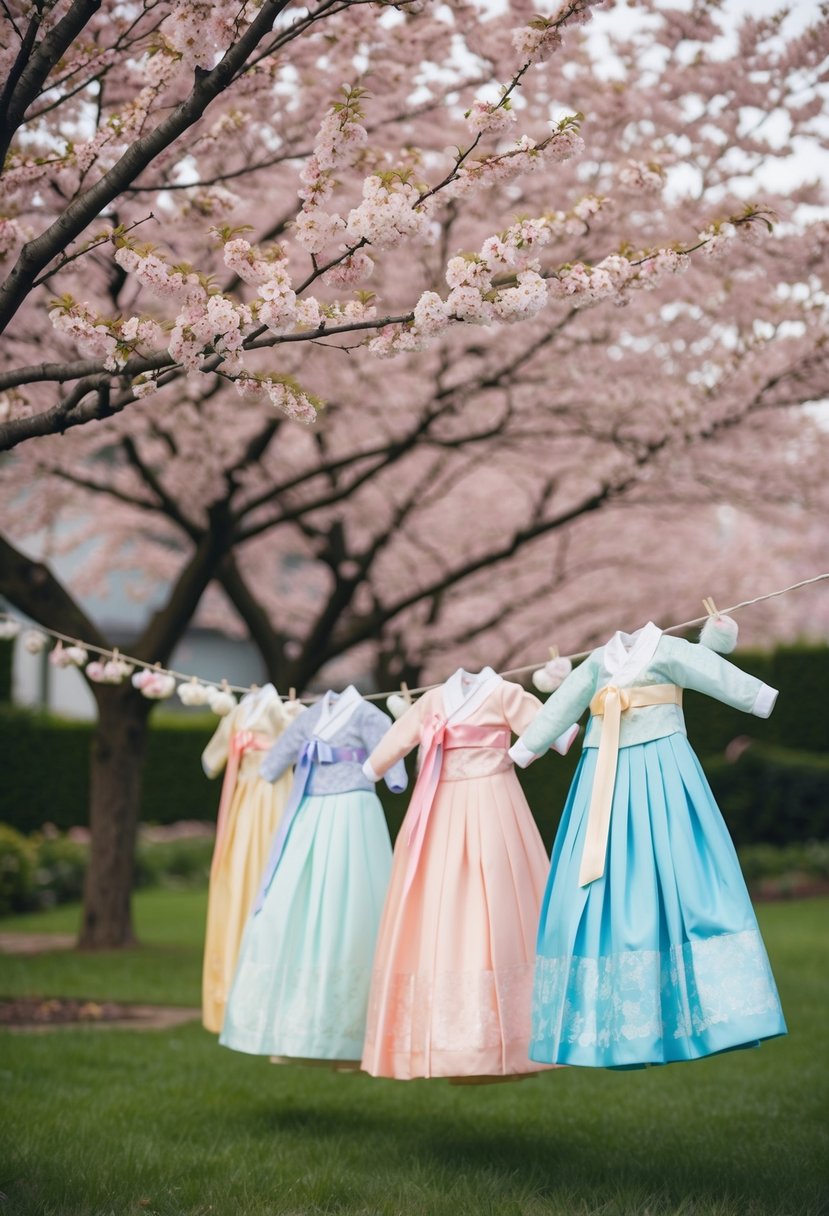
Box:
[737,840,829,885]
[31,830,87,907]
[0,829,216,913]
[0,823,34,915]
[134,836,214,890]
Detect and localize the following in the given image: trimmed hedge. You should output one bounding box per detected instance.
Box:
[0,706,217,834]
[0,644,827,846]
[705,745,829,847]
[513,743,829,852]
[0,638,12,704]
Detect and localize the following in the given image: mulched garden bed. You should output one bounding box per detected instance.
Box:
[0,996,200,1031]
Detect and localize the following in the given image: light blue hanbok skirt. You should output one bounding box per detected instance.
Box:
[220,790,392,1061]
[530,733,787,1068]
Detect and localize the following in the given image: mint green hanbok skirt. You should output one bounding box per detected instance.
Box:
[220,790,392,1061]
[530,733,787,1068]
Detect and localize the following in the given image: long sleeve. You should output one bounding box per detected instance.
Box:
[661,637,778,717]
[509,655,599,767]
[260,710,309,783]
[362,693,431,782]
[360,704,409,793]
[501,680,544,735]
[201,711,233,779]
[501,680,580,757]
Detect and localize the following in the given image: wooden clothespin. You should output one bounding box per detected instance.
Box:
[548,645,560,661]
[400,681,413,705]
[288,687,297,702]
[700,597,738,653]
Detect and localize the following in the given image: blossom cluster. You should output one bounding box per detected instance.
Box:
[480,198,607,274]
[299,87,369,208]
[234,374,320,425]
[492,270,548,323]
[222,238,297,333]
[293,209,347,256]
[115,245,207,305]
[510,0,607,66]
[548,247,691,308]
[698,221,739,259]
[511,19,563,64]
[161,0,249,69]
[465,99,517,136]
[618,159,666,193]
[321,250,375,287]
[49,299,123,371]
[346,174,434,250]
[169,294,254,371]
[447,121,585,199]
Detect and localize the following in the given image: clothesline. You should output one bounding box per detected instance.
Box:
[1,571,827,710]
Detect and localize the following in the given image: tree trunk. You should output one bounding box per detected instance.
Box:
[79,686,152,949]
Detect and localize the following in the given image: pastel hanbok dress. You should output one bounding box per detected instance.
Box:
[201,684,296,1033]
[360,667,578,1081]
[220,686,406,1063]
[509,623,788,1069]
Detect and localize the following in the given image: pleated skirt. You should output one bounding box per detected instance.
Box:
[530,733,787,1069]
[361,768,551,1080]
[201,768,291,1033]
[220,790,392,1061]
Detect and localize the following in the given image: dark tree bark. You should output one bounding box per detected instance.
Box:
[80,683,152,948]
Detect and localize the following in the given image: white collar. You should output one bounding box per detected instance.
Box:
[442,666,502,723]
[315,685,362,740]
[239,682,278,726]
[602,622,662,683]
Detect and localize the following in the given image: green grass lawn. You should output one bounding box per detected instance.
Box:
[0,889,206,1007]
[1,892,827,1216]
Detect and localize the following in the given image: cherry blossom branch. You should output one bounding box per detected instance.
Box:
[24,3,165,122]
[0,200,776,453]
[0,0,102,167]
[0,0,294,335]
[31,215,156,291]
[244,0,398,74]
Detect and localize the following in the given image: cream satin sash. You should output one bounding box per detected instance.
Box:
[579,683,682,887]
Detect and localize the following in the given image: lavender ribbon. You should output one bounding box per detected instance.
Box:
[254,736,368,913]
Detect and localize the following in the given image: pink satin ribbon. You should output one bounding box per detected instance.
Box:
[403,715,510,895]
[211,729,272,874]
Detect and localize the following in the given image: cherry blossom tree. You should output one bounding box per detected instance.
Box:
[1,0,828,946]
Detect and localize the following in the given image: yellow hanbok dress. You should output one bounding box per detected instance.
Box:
[201,684,297,1033]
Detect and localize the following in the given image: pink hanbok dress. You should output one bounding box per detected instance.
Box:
[360,667,577,1081]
